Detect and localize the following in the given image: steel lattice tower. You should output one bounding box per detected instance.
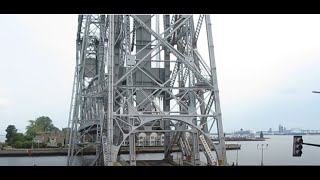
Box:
[67,14,227,166]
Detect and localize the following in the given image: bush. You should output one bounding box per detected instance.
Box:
[22,141,32,149]
[57,143,62,148]
[14,141,23,148]
[39,143,47,148]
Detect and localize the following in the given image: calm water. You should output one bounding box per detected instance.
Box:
[226,135,320,165]
[0,135,319,166]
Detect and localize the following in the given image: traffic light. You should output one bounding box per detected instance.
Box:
[293,136,303,157]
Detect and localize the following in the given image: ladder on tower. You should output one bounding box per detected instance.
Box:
[179,138,189,157]
[165,131,181,157]
[199,134,216,165]
[182,133,192,154]
[102,135,108,166]
[178,134,192,161]
[193,15,204,45]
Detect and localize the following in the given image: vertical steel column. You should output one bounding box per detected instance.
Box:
[163,15,171,159]
[205,15,227,166]
[192,132,200,165]
[129,120,136,165]
[106,15,115,166]
[155,14,160,68]
[66,41,80,165]
[68,15,91,166]
[97,15,106,166]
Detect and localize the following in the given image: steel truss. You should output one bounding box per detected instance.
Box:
[67,14,227,166]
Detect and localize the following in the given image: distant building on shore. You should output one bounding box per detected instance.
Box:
[33,130,65,147]
[232,129,255,138]
[279,124,284,133]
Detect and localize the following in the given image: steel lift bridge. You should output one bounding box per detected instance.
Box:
[67,14,227,166]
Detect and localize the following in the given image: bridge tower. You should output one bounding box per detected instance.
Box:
[66,14,227,166]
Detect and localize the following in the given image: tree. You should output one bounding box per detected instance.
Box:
[260,131,264,138]
[26,116,60,137]
[24,134,33,141]
[5,125,17,145]
[0,142,4,150]
[14,133,25,142]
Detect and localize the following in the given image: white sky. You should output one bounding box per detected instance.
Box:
[0,14,320,135]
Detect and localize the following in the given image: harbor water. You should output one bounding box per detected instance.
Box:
[0,135,319,166]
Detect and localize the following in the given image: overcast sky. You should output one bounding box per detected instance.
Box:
[0,14,320,135]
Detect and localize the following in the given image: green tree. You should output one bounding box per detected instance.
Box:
[24,134,33,141]
[14,133,25,142]
[26,116,60,137]
[0,142,4,150]
[5,125,17,145]
[260,131,264,138]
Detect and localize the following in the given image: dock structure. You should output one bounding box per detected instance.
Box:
[67,15,228,166]
[0,144,240,158]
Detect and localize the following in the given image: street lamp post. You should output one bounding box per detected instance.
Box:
[236,142,240,166]
[257,144,268,166]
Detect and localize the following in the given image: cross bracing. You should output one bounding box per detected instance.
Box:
[67,14,227,166]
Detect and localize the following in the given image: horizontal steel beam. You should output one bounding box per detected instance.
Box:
[115,86,213,90]
[133,130,194,133]
[113,114,217,117]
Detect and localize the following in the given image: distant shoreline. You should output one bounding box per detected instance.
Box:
[212,137,269,141]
